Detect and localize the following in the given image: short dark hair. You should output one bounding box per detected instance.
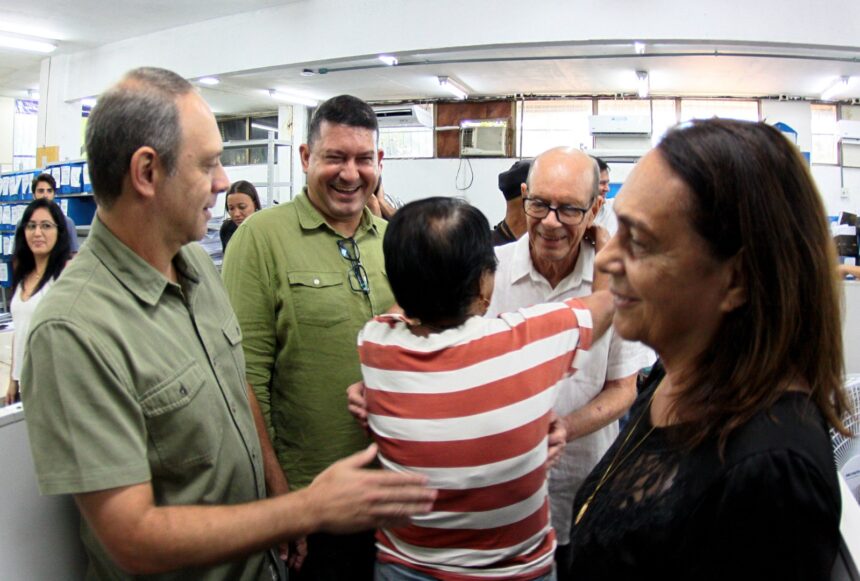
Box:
[384,197,497,325]
[225,180,262,211]
[657,118,850,450]
[12,199,71,299]
[307,95,378,150]
[32,173,56,192]
[85,67,194,208]
[593,156,610,173]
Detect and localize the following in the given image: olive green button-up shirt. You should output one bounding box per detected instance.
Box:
[223,191,394,490]
[22,218,270,581]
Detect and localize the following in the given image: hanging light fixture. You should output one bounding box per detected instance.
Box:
[636,71,650,98]
[438,76,469,99]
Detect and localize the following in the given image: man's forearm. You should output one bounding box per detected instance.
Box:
[76,483,321,575]
[562,374,637,441]
[75,447,435,576]
[247,383,289,496]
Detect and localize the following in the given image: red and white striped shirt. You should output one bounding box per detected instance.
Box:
[357,298,594,580]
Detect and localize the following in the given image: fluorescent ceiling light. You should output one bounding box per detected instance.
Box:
[636,71,649,98]
[0,32,56,53]
[438,76,469,99]
[81,98,97,108]
[251,122,279,133]
[198,76,220,86]
[821,76,856,101]
[634,42,646,55]
[378,55,398,66]
[268,89,319,107]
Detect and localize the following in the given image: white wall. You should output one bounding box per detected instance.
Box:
[760,100,813,152]
[0,97,13,166]
[383,158,518,225]
[815,166,860,218]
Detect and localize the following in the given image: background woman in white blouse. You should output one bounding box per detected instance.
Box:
[5,199,71,405]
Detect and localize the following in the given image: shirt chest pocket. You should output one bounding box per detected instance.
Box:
[139,362,224,472]
[288,271,351,327]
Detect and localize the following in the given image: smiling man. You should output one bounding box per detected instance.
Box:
[591,156,618,235]
[487,147,654,577]
[223,95,394,580]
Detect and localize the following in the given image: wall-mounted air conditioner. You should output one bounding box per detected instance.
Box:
[373,105,433,128]
[837,120,860,144]
[459,119,508,157]
[589,115,652,136]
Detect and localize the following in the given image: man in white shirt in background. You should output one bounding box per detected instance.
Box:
[591,156,618,235]
[488,147,654,576]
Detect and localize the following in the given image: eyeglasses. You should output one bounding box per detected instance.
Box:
[25,221,57,232]
[523,196,591,225]
[337,238,370,295]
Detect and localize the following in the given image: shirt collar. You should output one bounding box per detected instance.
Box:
[295,187,380,238]
[86,216,200,307]
[510,233,595,291]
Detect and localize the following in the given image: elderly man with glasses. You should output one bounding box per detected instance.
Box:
[222,95,394,581]
[488,147,654,578]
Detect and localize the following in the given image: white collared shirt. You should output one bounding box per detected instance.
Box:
[593,198,619,236]
[488,233,655,545]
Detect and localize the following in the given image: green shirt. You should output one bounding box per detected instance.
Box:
[21,218,271,581]
[223,191,394,489]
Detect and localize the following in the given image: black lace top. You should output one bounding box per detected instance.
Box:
[566,363,841,580]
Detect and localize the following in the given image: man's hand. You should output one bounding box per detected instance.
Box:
[285,538,307,571]
[346,381,369,432]
[584,224,611,252]
[5,379,19,406]
[266,473,306,571]
[366,193,382,218]
[304,444,436,533]
[546,412,567,469]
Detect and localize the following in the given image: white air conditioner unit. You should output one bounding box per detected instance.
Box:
[589,115,652,136]
[459,119,508,157]
[837,120,860,144]
[373,105,432,128]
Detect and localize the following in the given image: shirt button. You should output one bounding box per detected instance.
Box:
[313,278,320,285]
[179,386,188,396]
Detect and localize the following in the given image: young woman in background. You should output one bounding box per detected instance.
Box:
[5,199,71,404]
[220,180,261,251]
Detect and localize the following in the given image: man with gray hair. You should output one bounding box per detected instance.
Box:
[21,67,434,580]
[488,147,653,574]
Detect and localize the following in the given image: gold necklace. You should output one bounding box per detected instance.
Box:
[25,269,45,292]
[574,385,661,525]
